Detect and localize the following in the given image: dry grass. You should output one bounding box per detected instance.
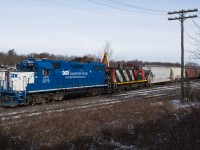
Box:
[0,98,200,149]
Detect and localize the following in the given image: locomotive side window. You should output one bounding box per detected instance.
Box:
[35,67,38,75]
[52,62,61,69]
[94,66,104,71]
[43,69,50,76]
[71,64,84,68]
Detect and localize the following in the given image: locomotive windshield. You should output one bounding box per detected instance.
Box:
[17,64,34,72]
[17,60,35,72]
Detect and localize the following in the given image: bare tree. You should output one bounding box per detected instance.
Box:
[72,54,97,63]
[7,49,17,65]
[189,20,200,59]
[103,41,113,59]
[0,52,6,65]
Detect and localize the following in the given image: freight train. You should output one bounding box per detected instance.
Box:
[0,58,199,107]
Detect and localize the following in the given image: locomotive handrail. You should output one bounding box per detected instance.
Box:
[0,80,3,89]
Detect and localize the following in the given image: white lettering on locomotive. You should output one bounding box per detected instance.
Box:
[42,76,50,83]
[11,74,18,78]
[62,71,88,78]
[62,71,70,75]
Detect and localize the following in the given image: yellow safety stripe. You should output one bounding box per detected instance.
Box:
[116,80,148,85]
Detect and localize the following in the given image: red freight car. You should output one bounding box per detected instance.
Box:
[196,68,200,79]
[185,68,198,79]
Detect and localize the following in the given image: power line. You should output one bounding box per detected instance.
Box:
[43,0,96,13]
[103,0,168,13]
[43,0,165,20]
[43,0,137,19]
[86,0,165,15]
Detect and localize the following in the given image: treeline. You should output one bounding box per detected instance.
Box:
[0,49,183,67]
[0,49,99,66]
[110,59,181,68]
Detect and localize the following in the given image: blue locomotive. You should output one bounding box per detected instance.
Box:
[0,55,150,107]
[0,58,107,107]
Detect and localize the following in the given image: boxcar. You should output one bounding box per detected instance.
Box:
[196,68,200,79]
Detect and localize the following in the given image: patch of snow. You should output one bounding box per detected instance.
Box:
[173,113,180,120]
[133,109,142,114]
[12,115,21,119]
[0,112,18,117]
[26,112,42,116]
[69,144,75,150]
[1,117,6,120]
[171,100,181,108]
[8,112,18,115]
[151,102,164,106]
[171,99,200,109]
[110,139,136,149]
[46,109,65,114]
[56,109,65,112]
[44,129,51,133]
[127,124,135,135]
[107,121,120,125]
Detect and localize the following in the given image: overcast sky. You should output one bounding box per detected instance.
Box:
[0,0,200,63]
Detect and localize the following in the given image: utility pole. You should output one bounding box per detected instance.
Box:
[168,9,198,103]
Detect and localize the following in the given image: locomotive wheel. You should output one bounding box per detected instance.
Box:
[58,94,64,101]
[44,95,50,103]
[97,89,103,95]
[53,92,64,101]
[34,95,45,104]
[27,95,34,105]
[34,97,41,104]
[10,101,18,107]
[87,89,98,96]
[87,89,92,97]
[117,86,124,92]
[27,95,49,105]
[48,94,54,102]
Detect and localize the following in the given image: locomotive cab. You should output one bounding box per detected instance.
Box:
[0,59,36,107]
[0,69,8,91]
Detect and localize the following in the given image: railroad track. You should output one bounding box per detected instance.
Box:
[113,81,200,100]
[0,80,200,119]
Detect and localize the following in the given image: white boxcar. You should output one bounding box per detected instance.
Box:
[9,72,34,91]
[0,69,8,90]
[143,66,171,84]
[170,67,184,81]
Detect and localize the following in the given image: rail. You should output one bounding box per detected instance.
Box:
[112,81,200,102]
